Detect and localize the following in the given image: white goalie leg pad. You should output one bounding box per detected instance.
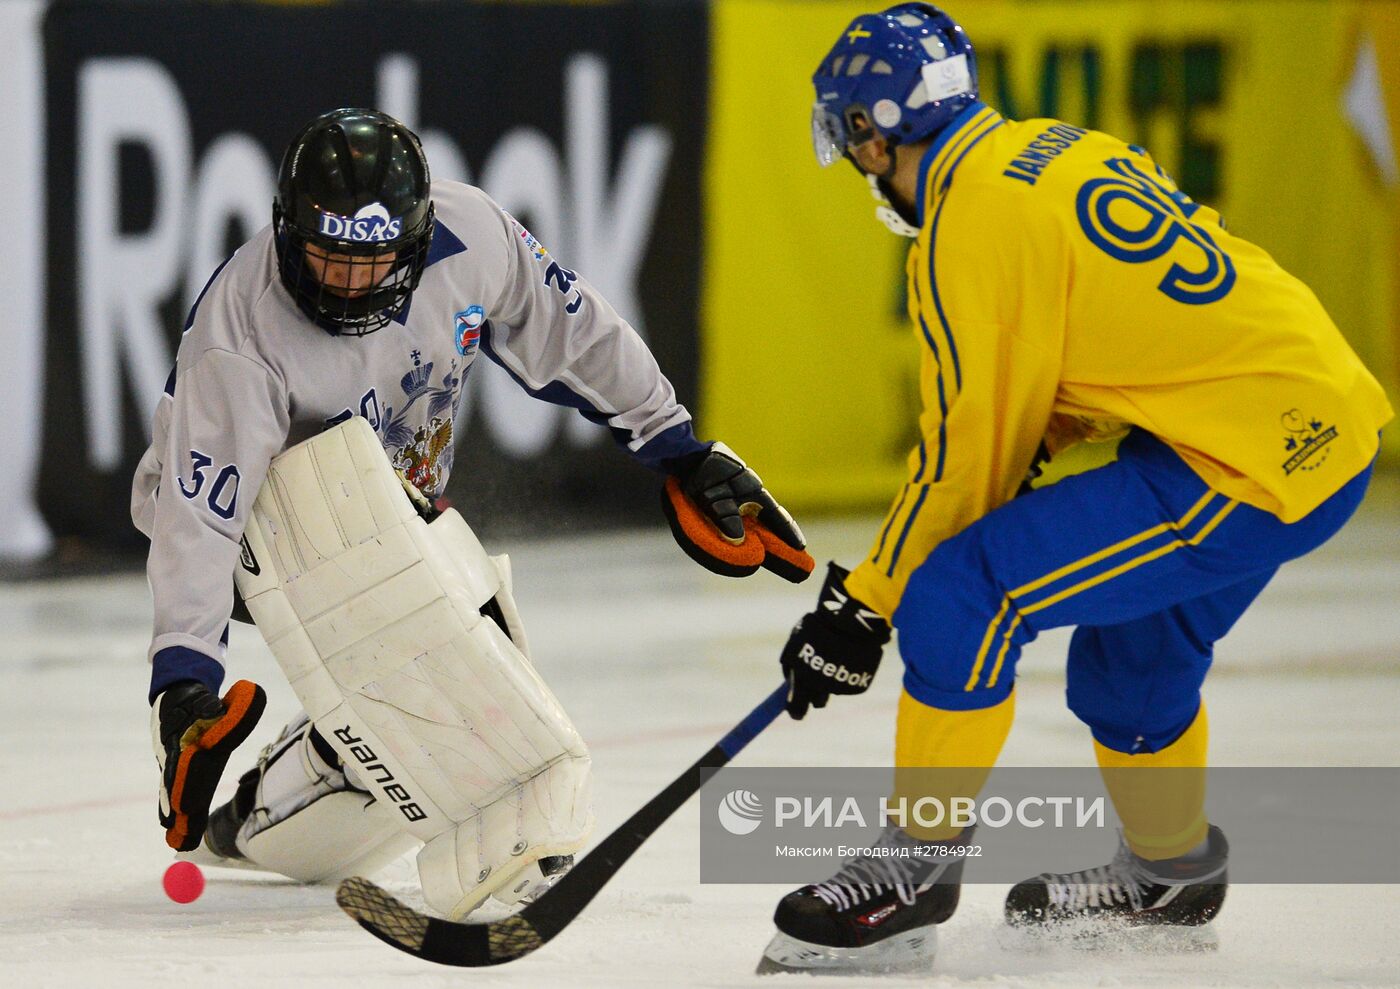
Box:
[235,417,592,917]
[234,716,417,882]
[488,553,531,661]
[417,745,591,916]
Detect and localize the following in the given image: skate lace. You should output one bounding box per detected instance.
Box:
[810,829,930,911]
[1044,839,1155,912]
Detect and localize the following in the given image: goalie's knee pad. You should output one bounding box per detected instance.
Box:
[234,417,593,917]
[417,741,592,918]
[197,715,415,883]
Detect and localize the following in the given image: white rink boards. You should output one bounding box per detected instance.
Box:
[3,483,1398,988]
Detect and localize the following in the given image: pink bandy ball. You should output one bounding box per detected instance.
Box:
[162,861,205,904]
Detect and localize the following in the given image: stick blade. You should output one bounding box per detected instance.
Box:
[336,876,546,967]
[336,877,431,953]
[335,688,787,966]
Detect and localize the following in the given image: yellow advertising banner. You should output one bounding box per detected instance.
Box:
[705,0,1400,509]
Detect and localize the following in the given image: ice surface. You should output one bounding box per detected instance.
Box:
[3,484,1398,987]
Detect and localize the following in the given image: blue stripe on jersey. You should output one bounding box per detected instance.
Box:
[182,253,235,335]
[916,313,950,484]
[478,319,700,469]
[424,219,467,269]
[927,119,1003,394]
[927,196,962,393]
[909,117,1006,478]
[914,102,989,227]
[391,220,468,327]
[940,118,1003,194]
[888,153,1018,576]
[873,483,912,569]
[168,253,238,396]
[886,484,931,578]
[883,283,949,574]
[927,109,996,210]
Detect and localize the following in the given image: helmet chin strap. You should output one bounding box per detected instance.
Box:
[846,144,920,238]
[867,174,920,238]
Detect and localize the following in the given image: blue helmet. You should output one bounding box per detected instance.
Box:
[811,4,978,168]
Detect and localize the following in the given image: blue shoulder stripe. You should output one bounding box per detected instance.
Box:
[927,117,1003,394]
[914,102,992,227]
[927,193,962,393]
[182,253,235,335]
[391,220,468,327]
[927,107,998,202]
[424,219,467,269]
[168,252,238,396]
[886,116,1019,578]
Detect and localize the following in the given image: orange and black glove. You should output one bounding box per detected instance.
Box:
[662,442,814,583]
[152,679,266,851]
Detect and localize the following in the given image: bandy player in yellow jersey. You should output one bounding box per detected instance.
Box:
[758,3,1394,974]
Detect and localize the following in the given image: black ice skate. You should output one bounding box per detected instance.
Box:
[757,825,970,975]
[1005,824,1228,934]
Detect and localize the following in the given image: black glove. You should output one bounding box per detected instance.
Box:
[152,679,266,851]
[780,562,891,719]
[662,442,814,583]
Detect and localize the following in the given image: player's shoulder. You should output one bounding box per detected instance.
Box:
[990,116,1138,191]
[429,180,509,239]
[927,115,1096,257]
[183,229,272,342]
[941,114,1129,231]
[955,116,1080,188]
[181,226,282,372]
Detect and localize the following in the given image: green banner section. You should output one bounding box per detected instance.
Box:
[705,0,1400,510]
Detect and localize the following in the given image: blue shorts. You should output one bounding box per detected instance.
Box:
[892,430,1374,753]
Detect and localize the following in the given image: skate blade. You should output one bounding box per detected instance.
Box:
[757,928,937,976]
[999,920,1219,954]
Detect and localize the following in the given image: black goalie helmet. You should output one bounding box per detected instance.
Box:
[273,108,434,336]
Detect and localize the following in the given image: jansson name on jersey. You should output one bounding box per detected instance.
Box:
[1002,124,1088,185]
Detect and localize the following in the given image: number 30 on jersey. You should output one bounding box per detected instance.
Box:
[177,450,241,520]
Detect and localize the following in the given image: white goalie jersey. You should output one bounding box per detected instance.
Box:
[131,179,705,696]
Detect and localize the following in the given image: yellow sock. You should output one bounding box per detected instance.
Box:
[1095,705,1209,861]
[892,689,1015,841]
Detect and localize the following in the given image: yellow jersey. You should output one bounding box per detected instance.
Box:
[846,103,1393,621]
